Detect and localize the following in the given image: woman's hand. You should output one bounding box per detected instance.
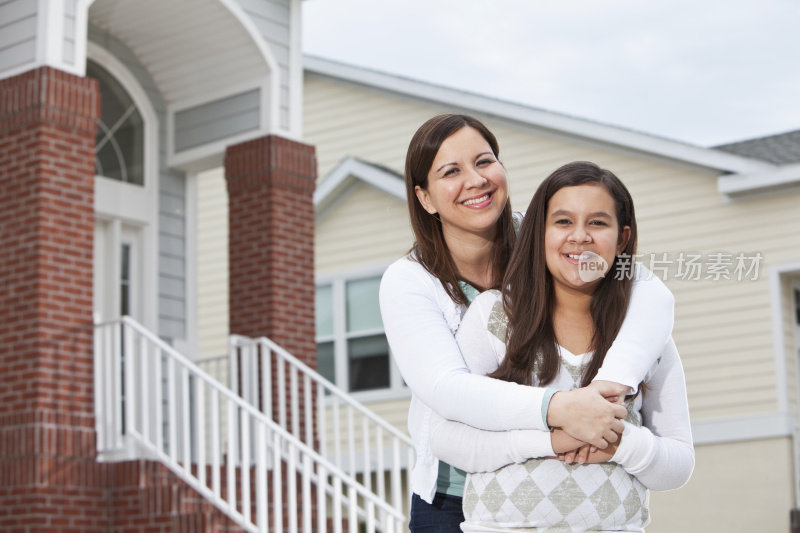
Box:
[559,440,619,464]
[547,383,627,449]
[587,380,630,405]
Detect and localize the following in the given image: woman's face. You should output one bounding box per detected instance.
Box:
[414,126,508,243]
[544,184,631,294]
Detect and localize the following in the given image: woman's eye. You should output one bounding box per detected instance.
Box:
[443,168,459,177]
[477,158,494,166]
[555,219,571,225]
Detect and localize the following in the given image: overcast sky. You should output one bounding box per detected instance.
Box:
[302,0,800,147]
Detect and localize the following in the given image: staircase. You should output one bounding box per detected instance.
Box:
[94,316,414,532]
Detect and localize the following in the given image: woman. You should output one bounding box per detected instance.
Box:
[429,161,694,531]
[379,115,675,532]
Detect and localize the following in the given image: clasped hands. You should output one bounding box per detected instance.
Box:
[545,380,630,465]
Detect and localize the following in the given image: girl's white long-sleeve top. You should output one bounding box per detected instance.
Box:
[429,290,694,531]
[429,290,694,492]
[379,255,675,503]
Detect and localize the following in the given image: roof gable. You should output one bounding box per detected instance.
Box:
[314,156,405,220]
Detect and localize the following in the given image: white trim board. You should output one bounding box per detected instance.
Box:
[770,262,800,416]
[691,413,794,446]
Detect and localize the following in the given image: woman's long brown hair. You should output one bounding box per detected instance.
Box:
[404,114,515,305]
[490,161,638,387]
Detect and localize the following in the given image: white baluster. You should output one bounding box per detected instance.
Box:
[256,422,268,533]
[227,400,237,512]
[290,365,299,439]
[288,445,297,533]
[316,464,327,533]
[347,485,357,533]
[272,431,283,533]
[182,366,190,469]
[196,379,206,488]
[154,344,163,453]
[211,389,221,501]
[332,476,342,533]
[301,453,312,533]
[241,413,251,523]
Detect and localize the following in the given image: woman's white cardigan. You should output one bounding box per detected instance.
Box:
[379,255,674,503]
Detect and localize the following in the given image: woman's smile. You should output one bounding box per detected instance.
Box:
[461,191,494,208]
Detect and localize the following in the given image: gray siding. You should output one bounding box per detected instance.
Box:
[89,24,187,341]
[236,0,291,130]
[174,89,260,152]
[0,0,37,73]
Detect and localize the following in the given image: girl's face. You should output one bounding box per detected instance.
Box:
[544,184,631,294]
[414,126,508,243]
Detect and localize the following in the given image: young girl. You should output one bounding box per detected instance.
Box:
[428,161,694,532]
[380,115,677,532]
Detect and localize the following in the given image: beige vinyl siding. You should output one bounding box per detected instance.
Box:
[316,183,413,276]
[646,437,794,533]
[196,167,229,363]
[196,167,231,465]
[305,71,800,429]
[305,73,453,181]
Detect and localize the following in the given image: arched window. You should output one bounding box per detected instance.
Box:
[88,60,145,185]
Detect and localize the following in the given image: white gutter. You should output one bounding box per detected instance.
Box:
[718,162,800,196]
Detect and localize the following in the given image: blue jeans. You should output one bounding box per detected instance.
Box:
[409,492,464,533]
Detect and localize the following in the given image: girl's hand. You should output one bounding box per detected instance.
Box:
[559,440,619,464]
[550,428,585,454]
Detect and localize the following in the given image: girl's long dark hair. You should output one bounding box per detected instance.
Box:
[490,161,638,387]
[404,114,515,304]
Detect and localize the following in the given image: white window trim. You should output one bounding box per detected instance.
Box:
[317,265,409,403]
[87,42,159,333]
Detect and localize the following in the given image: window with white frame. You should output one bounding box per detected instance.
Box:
[87,60,145,186]
[316,274,404,395]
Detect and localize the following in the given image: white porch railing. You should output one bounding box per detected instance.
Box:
[200,335,414,523]
[94,316,407,532]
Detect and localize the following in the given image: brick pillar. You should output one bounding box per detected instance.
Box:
[225,135,317,528]
[225,135,316,366]
[0,67,105,530]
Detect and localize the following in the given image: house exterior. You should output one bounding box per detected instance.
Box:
[3,0,800,530]
[298,57,800,532]
[0,1,330,531]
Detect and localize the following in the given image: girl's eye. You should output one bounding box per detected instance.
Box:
[555,219,571,225]
[443,167,459,177]
[590,220,609,226]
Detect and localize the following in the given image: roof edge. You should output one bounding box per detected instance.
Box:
[304,55,775,176]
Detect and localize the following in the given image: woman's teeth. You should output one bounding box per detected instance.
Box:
[463,194,490,206]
